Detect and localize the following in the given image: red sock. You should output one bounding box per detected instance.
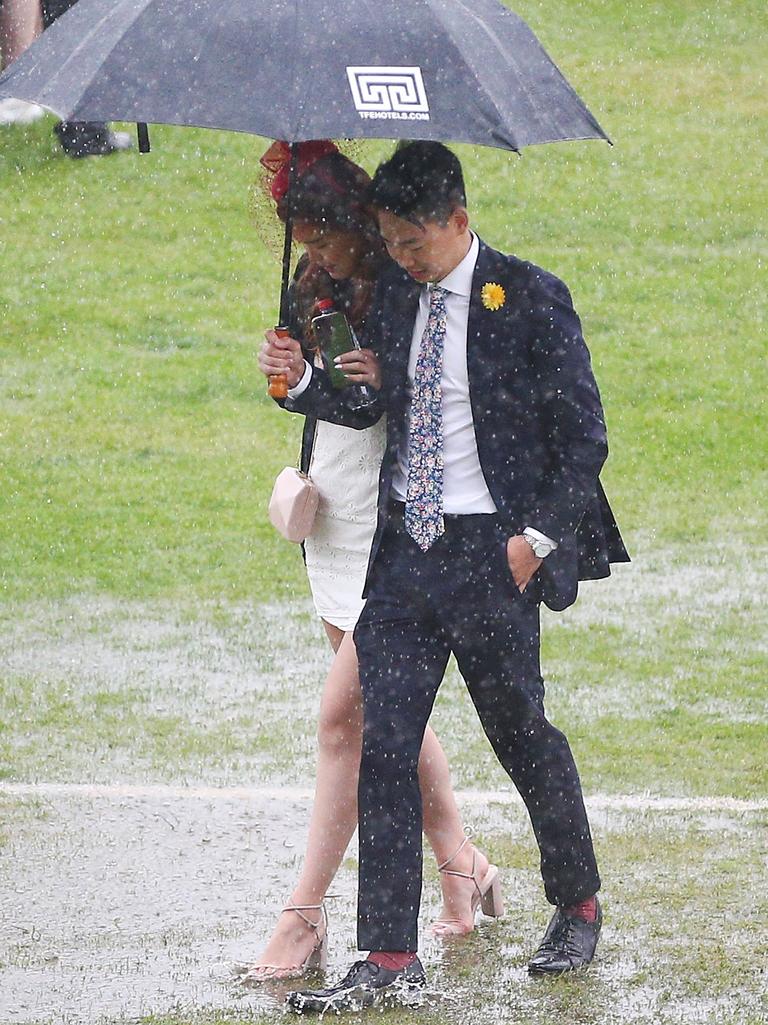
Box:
[368,951,417,971]
[562,895,597,923]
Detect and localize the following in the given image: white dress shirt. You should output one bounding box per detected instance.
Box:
[390,234,498,514]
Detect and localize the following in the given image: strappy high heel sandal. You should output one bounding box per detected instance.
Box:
[431,832,504,937]
[238,903,328,983]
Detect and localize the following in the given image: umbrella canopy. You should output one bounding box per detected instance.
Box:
[0,0,609,325]
[0,0,608,151]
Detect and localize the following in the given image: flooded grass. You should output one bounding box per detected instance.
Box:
[0,598,325,785]
[1,543,765,800]
[1,791,765,1025]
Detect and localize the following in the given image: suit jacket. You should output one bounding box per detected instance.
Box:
[287,237,629,611]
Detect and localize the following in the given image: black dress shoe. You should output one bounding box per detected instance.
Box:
[286,957,426,1014]
[528,898,603,975]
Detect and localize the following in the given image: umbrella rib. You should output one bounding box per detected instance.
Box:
[290,3,340,143]
[426,0,606,147]
[287,0,306,140]
[425,0,521,149]
[31,0,153,117]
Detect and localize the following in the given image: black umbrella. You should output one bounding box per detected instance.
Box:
[0,0,610,323]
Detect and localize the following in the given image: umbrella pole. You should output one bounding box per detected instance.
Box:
[278,142,300,326]
[268,143,300,399]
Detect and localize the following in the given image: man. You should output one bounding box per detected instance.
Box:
[262,141,629,1013]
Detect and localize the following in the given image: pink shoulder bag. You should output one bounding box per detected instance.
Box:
[268,466,319,543]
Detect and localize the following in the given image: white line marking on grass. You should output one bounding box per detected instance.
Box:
[1,782,766,812]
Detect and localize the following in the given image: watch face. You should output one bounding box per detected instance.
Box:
[524,533,553,558]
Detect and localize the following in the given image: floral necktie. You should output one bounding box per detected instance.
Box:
[405,285,448,551]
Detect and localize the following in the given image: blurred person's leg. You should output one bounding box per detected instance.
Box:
[0,0,43,64]
[0,0,46,122]
[53,119,132,157]
[40,0,73,26]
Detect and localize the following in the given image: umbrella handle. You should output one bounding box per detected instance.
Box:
[267,327,290,399]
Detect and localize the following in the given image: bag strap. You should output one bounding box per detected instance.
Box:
[299,347,324,476]
[300,416,318,476]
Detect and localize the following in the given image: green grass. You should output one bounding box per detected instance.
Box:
[1,0,766,793]
[2,0,766,602]
[1,118,307,603]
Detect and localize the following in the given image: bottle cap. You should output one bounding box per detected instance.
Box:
[316,299,335,313]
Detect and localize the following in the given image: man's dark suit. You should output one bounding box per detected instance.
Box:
[287,238,629,950]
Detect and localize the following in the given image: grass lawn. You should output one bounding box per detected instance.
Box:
[2,1,765,602]
[1,0,766,1022]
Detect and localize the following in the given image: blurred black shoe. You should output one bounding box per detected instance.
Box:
[286,957,426,1014]
[54,120,132,157]
[528,898,602,975]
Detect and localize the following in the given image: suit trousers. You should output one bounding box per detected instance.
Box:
[353,504,600,952]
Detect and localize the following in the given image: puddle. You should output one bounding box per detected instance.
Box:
[0,552,765,1023]
[0,789,328,1022]
[0,789,531,1023]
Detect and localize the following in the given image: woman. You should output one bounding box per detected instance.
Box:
[244,141,502,982]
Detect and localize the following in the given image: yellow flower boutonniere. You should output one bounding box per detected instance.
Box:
[481,282,506,311]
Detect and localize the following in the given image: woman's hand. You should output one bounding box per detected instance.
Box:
[334,348,382,390]
[259,330,306,389]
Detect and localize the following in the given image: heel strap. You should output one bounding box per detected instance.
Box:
[282,903,327,933]
[439,848,480,885]
[437,829,484,889]
[436,825,476,873]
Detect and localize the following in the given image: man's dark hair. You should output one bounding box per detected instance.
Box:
[369,141,467,225]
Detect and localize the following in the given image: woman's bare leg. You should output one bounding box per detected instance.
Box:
[320,619,345,653]
[245,627,362,976]
[419,726,492,932]
[245,630,492,976]
[288,630,362,904]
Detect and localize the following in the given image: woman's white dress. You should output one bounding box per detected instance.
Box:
[303,416,387,632]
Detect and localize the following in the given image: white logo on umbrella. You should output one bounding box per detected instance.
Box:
[346,66,430,121]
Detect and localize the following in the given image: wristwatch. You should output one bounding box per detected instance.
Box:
[522,529,557,559]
